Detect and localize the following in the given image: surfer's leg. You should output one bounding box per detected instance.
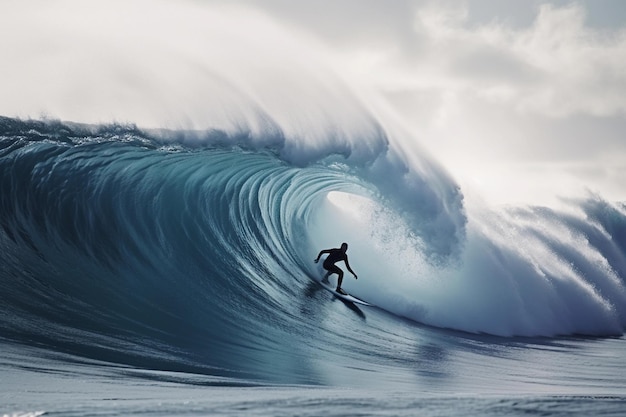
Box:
[322,261,338,283]
[335,269,344,292]
[323,263,342,286]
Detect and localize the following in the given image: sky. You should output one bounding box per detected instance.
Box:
[1,0,625,205]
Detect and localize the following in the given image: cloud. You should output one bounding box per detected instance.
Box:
[332,2,626,204]
[354,3,626,118]
[511,4,626,117]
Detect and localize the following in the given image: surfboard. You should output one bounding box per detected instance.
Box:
[318,279,371,306]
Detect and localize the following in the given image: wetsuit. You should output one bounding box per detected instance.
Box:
[315,244,357,293]
[322,248,346,276]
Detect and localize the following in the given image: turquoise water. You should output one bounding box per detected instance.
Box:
[1,117,625,416]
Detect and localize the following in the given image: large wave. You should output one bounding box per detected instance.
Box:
[0,115,460,380]
[1,115,624,338]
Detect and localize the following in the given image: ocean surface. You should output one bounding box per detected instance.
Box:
[2,116,626,416]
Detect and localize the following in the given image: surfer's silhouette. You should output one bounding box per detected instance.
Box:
[314,243,358,295]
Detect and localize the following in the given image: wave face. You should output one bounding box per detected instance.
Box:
[1,116,626,384]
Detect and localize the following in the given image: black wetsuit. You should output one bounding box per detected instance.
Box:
[316,245,356,292]
[323,248,346,275]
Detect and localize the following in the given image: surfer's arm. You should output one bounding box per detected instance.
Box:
[314,249,331,263]
[344,257,358,279]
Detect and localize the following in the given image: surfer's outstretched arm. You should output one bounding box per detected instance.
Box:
[314,249,331,263]
[344,257,358,279]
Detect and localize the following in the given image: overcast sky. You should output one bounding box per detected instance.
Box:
[2,0,625,205]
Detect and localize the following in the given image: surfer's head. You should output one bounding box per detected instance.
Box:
[341,242,348,252]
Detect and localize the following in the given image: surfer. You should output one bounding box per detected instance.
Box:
[314,243,358,295]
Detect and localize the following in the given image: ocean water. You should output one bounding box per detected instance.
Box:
[1,116,625,416]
